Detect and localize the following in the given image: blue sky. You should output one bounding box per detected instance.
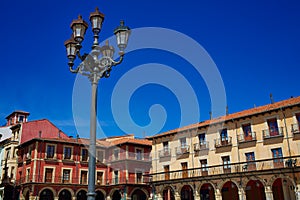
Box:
[0,0,299,138]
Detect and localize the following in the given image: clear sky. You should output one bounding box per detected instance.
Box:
[0,0,299,139]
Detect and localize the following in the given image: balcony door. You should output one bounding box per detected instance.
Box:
[267,118,279,136]
[242,124,252,141]
[164,165,170,180]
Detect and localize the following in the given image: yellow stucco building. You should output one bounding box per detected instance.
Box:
[149,96,300,200]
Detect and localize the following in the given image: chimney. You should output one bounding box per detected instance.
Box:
[38,131,42,138]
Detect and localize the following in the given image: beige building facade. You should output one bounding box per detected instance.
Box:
[149,97,300,200]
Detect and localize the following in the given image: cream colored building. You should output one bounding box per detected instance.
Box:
[149,97,300,200]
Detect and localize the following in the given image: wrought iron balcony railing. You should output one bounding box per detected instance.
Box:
[214,137,232,148]
[237,132,257,143]
[148,155,299,183]
[291,124,300,135]
[262,127,284,139]
[16,174,150,186]
[175,145,190,155]
[194,142,209,151]
[159,148,171,158]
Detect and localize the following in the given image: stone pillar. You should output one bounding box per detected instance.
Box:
[156,193,163,200]
[265,186,274,200]
[174,192,180,200]
[214,189,222,200]
[194,190,200,200]
[106,195,111,200]
[238,187,246,200]
[295,184,300,200]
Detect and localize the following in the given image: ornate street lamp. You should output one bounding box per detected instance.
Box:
[64,7,130,200]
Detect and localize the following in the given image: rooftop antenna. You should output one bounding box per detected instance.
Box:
[270,93,274,104]
[226,106,229,115]
[209,111,212,120]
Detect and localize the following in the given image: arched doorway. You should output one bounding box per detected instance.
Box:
[131,189,147,200]
[112,190,121,200]
[24,191,30,200]
[272,178,284,200]
[59,189,72,200]
[77,190,87,200]
[96,191,105,200]
[200,183,215,200]
[245,180,266,200]
[221,181,238,200]
[39,189,54,200]
[162,187,175,200]
[181,185,194,200]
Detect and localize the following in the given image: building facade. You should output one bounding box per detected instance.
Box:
[16,134,152,200]
[149,97,300,200]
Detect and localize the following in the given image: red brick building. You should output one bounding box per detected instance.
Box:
[16,132,152,200]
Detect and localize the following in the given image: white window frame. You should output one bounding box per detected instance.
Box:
[135,147,144,160]
[63,145,73,160]
[43,166,55,183]
[45,143,57,159]
[96,170,105,185]
[61,168,72,183]
[79,169,88,184]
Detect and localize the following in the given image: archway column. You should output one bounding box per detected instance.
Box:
[238,187,246,200]
[194,190,200,200]
[174,192,180,200]
[265,186,274,200]
[214,189,222,200]
[155,193,163,200]
[295,184,300,200]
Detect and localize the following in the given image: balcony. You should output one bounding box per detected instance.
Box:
[291,124,300,136]
[214,137,232,148]
[194,142,209,151]
[149,155,300,183]
[175,145,190,155]
[237,132,257,143]
[127,152,151,161]
[159,149,171,158]
[262,127,284,139]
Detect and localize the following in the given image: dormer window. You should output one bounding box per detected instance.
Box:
[18,115,24,122]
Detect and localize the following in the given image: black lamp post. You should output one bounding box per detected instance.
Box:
[64,7,130,200]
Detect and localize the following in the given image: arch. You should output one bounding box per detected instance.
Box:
[77,190,87,200]
[129,188,149,198]
[24,190,30,200]
[96,190,105,200]
[221,181,238,200]
[162,186,175,200]
[181,185,194,200]
[272,178,284,200]
[245,180,266,200]
[58,189,72,200]
[57,188,74,197]
[38,187,56,197]
[112,190,121,200]
[131,189,147,200]
[200,183,215,200]
[39,188,54,200]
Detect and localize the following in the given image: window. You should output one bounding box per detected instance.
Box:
[45,168,53,183]
[272,148,284,168]
[136,171,143,183]
[198,133,206,145]
[18,115,24,122]
[96,150,104,162]
[114,171,119,184]
[222,156,231,173]
[267,118,279,136]
[11,167,15,179]
[64,147,72,160]
[296,113,300,126]
[164,165,170,180]
[163,141,169,155]
[245,152,255,162]
[180,137,187,147]
[245,152,256,171]
[96,171,103,185]
[242,124,252,139]
[220,129,228,144]
[62,169,71,183]
[46,145,55,159]
[26,168,30,182]
[181,162,188,178]
[113,149,119,160]
[81,149,88,161]
[80,171,88,184]
[5,148,11,160]
[136,149,142,160]
[200,159,208,176]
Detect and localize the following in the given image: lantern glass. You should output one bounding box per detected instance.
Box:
[114,20,131,53]
[70,15,88,43]
[64,38,77,59]
[101,41,115,58]
[89,7,105,35]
